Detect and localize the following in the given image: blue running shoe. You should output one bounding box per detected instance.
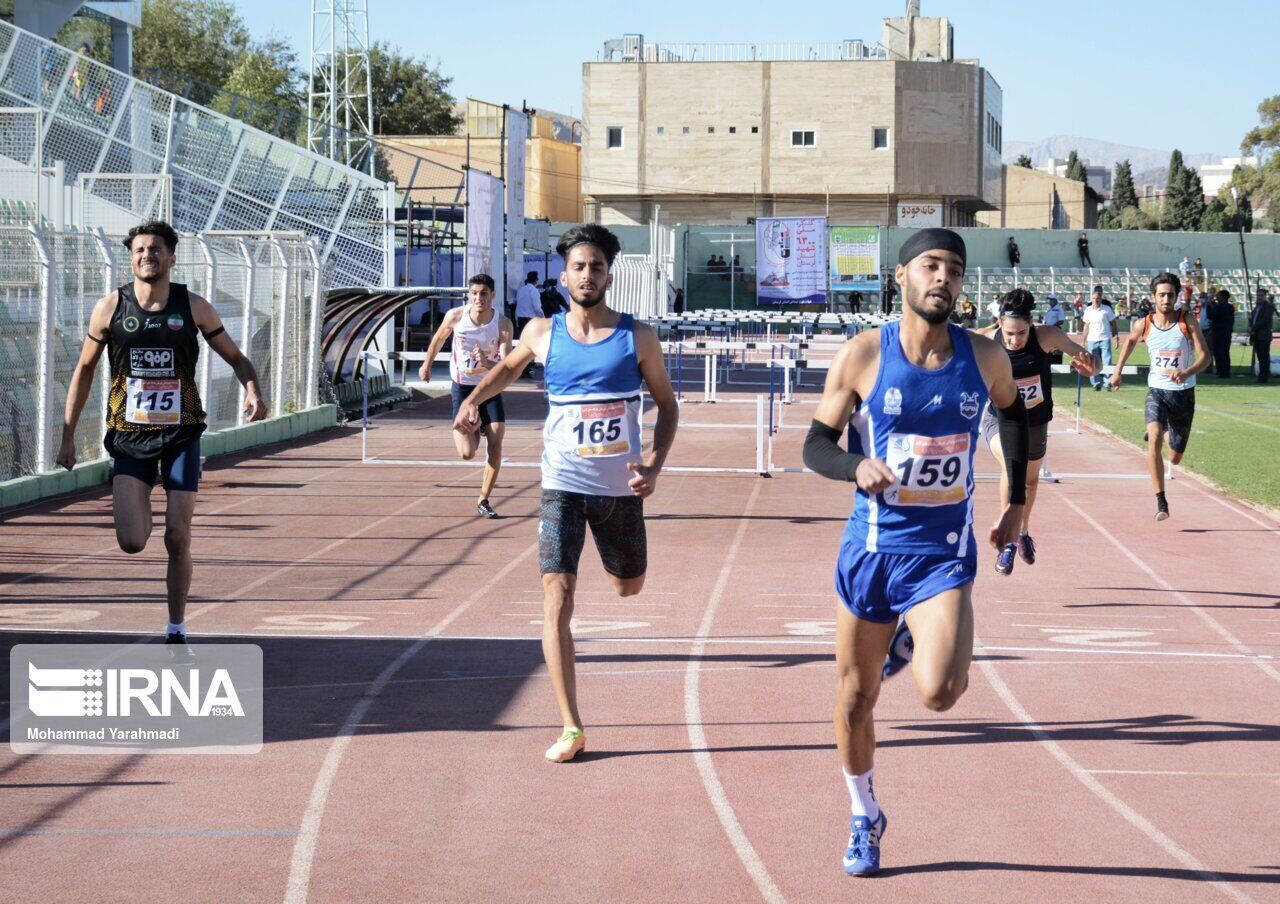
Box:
[882,620,913,680]
[995,542,1017,575]
[842,810,887,876]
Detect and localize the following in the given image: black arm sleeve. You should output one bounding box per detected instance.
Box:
[995,393,1030,505]
[803,419,865,483]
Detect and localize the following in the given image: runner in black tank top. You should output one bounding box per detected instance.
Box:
[978,289,1099,572]
[57,220,266,663]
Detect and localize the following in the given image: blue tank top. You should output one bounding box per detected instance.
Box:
[844,322,988,556]
[541,312,643,496]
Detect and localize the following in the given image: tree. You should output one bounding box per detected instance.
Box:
[1161,149,1202,231]
[133,0,251,92]
[1120,205,1157,230]
[1013,154,1033,168]
[367,43,462,136]
[1200,197,1230,232]
[1064,149,1087,184]
[224,37,304,130]
[1111,160,1138,213]
[1238,95,1280,231]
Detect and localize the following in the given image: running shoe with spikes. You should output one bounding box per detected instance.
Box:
[882,620,914,680]
[1018,532,1037,565]
[995,543,1018,575]
[544,727,585,763]
[476,499,499,519]
[1155,493,1170,521]
[843,811,887,877]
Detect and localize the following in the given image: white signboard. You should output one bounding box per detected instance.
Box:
[897,201,943,228]
[755,217,828,306]
[465,168,505,299]
[504,108,528,303]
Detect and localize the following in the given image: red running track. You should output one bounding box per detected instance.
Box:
[1,382,1278,903]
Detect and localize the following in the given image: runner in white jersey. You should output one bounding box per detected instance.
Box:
[1110,272,1209,520]
[419,274,513,518]
[454,225,679,762]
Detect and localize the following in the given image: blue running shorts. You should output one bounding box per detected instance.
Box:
[835,544,976,624]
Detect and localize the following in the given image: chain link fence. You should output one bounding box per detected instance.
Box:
[0,226,325,483]
[0,19,393,288]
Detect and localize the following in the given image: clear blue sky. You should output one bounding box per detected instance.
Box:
[236,0,1276,157]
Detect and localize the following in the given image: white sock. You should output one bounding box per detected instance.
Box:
[166,621,186,636]
[843,767,880,821]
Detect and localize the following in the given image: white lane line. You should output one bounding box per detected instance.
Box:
[1058,494,1280,684]
[1085,770,1280,778]
[684,480,784,904]
[1000,612,1169,620]
[977,651,1256,903]
[1011,624,1177,632]
[283,539,540,904]
[978,643,1278,661]
[502,612,668,619]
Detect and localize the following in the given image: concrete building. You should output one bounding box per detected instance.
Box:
[378,99,583,222]
[1199,156,1258,199]
[977,165,1100,230]
[1040,157,1111,194]
[581,3,1001,227]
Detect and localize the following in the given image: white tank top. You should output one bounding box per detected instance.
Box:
[1142,312,1195,391]
[449,306,502,386]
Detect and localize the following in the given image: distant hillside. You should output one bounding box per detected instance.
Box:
[1004,136,1220,174]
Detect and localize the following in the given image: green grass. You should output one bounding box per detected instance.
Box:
[1052,361,1280,510]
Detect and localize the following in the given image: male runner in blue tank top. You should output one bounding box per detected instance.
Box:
[455,224,679,762]
[803,228,1030,876]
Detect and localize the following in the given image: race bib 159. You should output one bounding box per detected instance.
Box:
[883,432,970,507]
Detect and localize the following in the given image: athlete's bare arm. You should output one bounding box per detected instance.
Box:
[1036,324,1100,376]
[630,322,678,498]
[191,295,266,421]
[812,331,896,493]
[499,315,515,359]
[1109,319,1144,389]
[56,292,117,470]
[454,318,550,434]
[418,306,462,380]
[1177,316,1211,384]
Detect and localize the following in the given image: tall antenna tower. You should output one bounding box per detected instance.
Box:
[308,0,374,173]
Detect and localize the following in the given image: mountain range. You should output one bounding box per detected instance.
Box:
[1003,136,1222,178]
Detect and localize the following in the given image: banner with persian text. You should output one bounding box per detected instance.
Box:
[755,216,827,305]
[829,226,881,294]
[465,168,505,299]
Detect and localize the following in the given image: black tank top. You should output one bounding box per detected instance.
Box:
[106,282,206,437]
[1002,326,1054,426]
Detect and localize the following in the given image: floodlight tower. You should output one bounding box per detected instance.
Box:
[308,0,374,174]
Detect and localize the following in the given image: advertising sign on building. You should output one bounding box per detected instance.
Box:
[829,226,881,294]
[504,108,528,303]
[896,201,943,228]
[755,216,827,306]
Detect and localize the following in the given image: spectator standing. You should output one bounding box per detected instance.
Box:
[514,271,545,378]
[1178,256,1191,279]
[540,279,567,318]
[672,287,685,315]
[1251,290,1275,383]
[1007,236,1021,268]
[1208,289,1236,378]
[1043,295,1066,364]
[881,279,896,315]
[1073,294,1086,332]
[987,294,1002,324]
[1082,287,1117,390]
[959,296,977,327]
[1077,233,1094,268]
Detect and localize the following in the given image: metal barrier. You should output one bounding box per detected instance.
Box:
[0,226,325,482]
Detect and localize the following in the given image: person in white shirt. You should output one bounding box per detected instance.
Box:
[1082,286,1117,390]
[514,271,544,378]
[1042,295,1065,328]
[987,295,1002,324]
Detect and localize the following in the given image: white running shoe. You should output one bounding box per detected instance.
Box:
[544,727,585,763]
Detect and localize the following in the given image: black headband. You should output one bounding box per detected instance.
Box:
[898,228,967,270]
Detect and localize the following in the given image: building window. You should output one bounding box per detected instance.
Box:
[873,127,889,149]
[656,126,664,135]
[682,126,690,135]
[751,126,759,134]
[791,130,816,147]
[606,127,624,149]
[708,126,715,134]
[729,126,737,134]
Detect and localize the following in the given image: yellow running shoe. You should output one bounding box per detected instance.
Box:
[545,727,585,762]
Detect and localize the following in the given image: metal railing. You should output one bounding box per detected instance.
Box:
[0,19,394,288]
[0,226,326,482]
